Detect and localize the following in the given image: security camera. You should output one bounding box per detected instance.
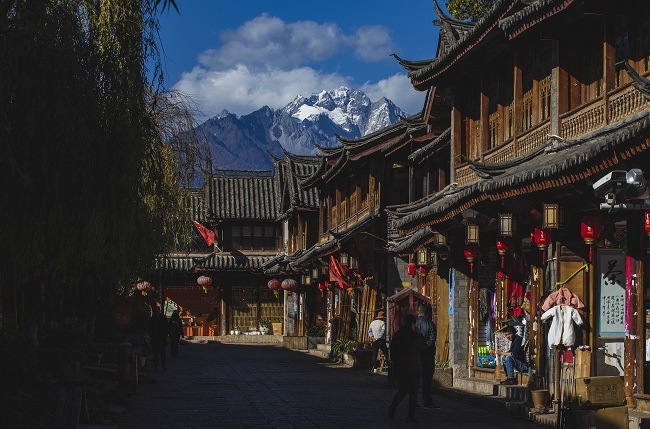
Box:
[592,170,628,199]
[624,168,649,200]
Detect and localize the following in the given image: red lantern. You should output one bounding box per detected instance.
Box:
[318,281,328,297]
[463,244,479,273]
[495,237,510,269]
[418,265,430,275]
[281,278,299,292]
[532,227,550,250]
[137,280,151,296]
[197,275,212,293]
[645,211,650,237]
[267,279,282,291]
[581,215,601,262]
[407,263,417,277]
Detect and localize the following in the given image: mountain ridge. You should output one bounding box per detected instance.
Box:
[198,86,408,171]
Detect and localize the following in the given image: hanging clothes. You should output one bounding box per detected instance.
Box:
[541,305,584,348]
[541,287,585,312]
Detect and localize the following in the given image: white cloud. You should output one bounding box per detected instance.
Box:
[352,26,396,62]
[172,14,416,118]
[360,74,426,116]
[174,64,352,118]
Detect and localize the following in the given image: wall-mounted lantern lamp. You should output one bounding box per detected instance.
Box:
[417,248,429,266]
[301,273,311,286]
[499,214,514,237]
[433,232,446,246]
[311,267,320,279]
[543,203,564,229]
[466,224,479,244]
[339,252,349,266]
[349,256,358,270]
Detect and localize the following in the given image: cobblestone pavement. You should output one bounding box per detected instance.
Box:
[117,341,547,429]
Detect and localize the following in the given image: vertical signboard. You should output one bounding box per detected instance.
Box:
[597,249,625,336]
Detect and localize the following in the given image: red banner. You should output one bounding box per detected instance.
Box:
[191,218,215,247]
[329,255,352,290]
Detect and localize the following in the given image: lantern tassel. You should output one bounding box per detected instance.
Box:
[589,245,593,263]
[501,256,505,269]
[470,262,474,274]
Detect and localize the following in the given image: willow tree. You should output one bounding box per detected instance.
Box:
[446,0,496,21]
[0,0,204,335]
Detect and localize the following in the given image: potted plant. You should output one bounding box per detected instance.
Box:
[259,318,271,334]
[433,357,453,389]
[331,339,355,361]
[233,325,241,335]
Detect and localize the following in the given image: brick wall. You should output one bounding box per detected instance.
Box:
[450,268,469,377]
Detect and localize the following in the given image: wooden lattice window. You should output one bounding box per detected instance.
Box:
[522,90,533,131]
[360,176,369,209]
[331,202,338,228]
[639,9,650,73]
[540,75,551,121]
[505,104,514,140]
[615,16,630,88]
[488,111,500,150]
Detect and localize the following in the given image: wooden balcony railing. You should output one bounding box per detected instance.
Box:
[608,82,650,123]
[319,205,373,243]
[560,97,605,141]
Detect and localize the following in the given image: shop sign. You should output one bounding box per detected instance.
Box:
[597,249,625,336]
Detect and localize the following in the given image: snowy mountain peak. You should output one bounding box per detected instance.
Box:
[197,87,408,171]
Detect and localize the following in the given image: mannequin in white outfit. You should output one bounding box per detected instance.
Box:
[541,304,583,348]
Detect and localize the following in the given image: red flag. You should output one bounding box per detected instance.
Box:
[329,255,352,290]
[191,219,215,247]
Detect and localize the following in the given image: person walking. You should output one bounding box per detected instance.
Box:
[368,310,388,373]
[497,325,528,385]
[416,304,439,409]
[168,310,184,357]
[148,306,170,370]
[388,313,425,423]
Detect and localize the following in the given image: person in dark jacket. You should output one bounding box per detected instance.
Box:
[497,325,528,385]
[148,306,170,370]
[168,310,184,357]
[416,304,439,408]
[388,313,425,423]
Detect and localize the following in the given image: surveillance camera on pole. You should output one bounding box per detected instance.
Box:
[594,168,650,210]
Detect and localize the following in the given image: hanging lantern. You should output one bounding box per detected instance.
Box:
[339,252,349,266]
[267,279,282,291]
[137,280,151,296]
[311,267,320,279]
[318,281,328,297]
[349,256,358,270]
[197,275,212,293]
[433,232,447,246]
[418,265,430,275]
[581,215,601,262]
[495,237,510,269]
[499,214,514,237]
[430,250,439,273]
[463,244,479,274]
[644,211,650,237]
[407,263,417,277]
[281,278,299,292]
[532,227,550,265]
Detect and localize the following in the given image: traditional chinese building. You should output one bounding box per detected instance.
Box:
[388,0,650,408]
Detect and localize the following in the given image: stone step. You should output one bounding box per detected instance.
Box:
[316,343,331,352]
[453,377,499,395]
[308,349,331,359]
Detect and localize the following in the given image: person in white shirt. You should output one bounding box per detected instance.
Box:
[368,311,388,373]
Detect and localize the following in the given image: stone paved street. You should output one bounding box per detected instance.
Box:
[118,341,547,429]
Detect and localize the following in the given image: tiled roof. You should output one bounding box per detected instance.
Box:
[389,106,650,233]
[201,253,274,271]
[408,127,451,164]
[206,170,278,220]
[271,150,320,211]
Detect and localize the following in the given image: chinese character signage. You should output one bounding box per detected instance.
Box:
[598,249,626,336]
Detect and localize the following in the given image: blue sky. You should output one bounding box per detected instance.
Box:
[156,1,442,119]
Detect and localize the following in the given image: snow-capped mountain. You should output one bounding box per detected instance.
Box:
[198,87,408,171]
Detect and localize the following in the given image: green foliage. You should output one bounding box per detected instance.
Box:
[0,0,208,328]
[306,325,326,337]
[259,318,272,329]
[435,357,451,369]
[330,339,355,360]
[446,0,496,21]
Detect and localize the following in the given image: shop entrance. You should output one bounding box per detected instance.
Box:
[231,285,283,332]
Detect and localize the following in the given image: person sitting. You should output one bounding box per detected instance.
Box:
[497,325,528,385]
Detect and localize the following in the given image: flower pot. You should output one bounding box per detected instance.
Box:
[234,330,240,335]
[271,322,282,335]
[229,330,235,335]
[259,326,269,334]
[531,389,550,410]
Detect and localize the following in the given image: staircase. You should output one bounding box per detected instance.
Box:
[308,341,331,359]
